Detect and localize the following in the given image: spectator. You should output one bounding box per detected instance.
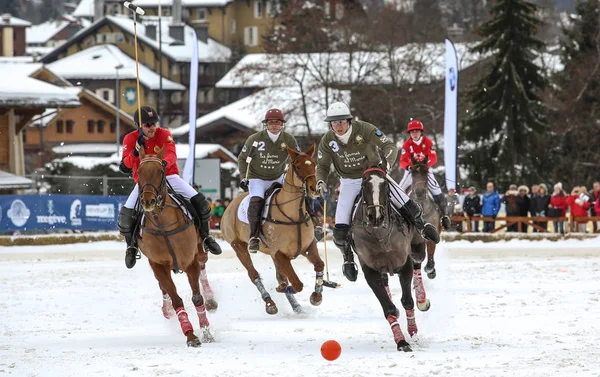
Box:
[481,182,501,232]
[502,184,520,232]
[463,186,481,232]
[548,182,568,235]
[590,182,600,232]
[566,186,591,233]
[223,198,231,209]
[528,184,539,217]
[531,183,551,232]
[516,185,531,233]
[595,196,600,218]
[213,199,225,229]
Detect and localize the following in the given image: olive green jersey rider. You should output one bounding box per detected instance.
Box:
[238,130,299,181]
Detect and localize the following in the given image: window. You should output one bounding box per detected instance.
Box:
[171,64,180,76]
[171,92,182,104]
[88,120,95,133]
[66,120,74,133]
[244,26,258,47]
[335,3,344,20]
[198,64,205,75]
[266,1,280,17]
[96,88,114,104]
[206,88,214,103]
[198,89,206,104]
[110,123,116,133]
[56,120,64,133]
[324,1,331,18]
[96,34,106,43]
[231,20,236,34]
[197,8,206,20]
[115,33,125,43]
[254,0,263,18]
[97,120,105,133]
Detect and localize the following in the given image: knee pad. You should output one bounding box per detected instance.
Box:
[191,193,212,222]
[118,207,136,233]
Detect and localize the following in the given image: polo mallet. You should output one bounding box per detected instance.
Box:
[244,141,259,182]
[320,190,340,289]
[123,1,145,128]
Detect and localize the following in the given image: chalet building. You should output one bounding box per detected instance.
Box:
[0,14,30,57]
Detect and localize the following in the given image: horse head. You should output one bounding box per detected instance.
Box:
[410,153,429,200]
[361,163,389,229]
[287,143,318,198]
[137,146,167,212]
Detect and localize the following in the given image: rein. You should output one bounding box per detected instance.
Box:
[358,168,395,247]
[264,154,314,258]
[138,157,193,273]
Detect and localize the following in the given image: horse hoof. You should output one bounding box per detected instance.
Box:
[265,299,278,315]
[276,283,287,293]
[310,292,322,306]
[205,299,218,311]
[187,338,201,348]
[427,270,436,279]
[417,299,431,312]
[397,340,412,352]
[201,328,215,343]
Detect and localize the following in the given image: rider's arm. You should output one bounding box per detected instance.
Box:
[287,134,300,152]
[316,137,332,183]
[237,136,254,177]
[121,132,138,168]
[399,141,411,170]
[160,130,177,168]
[368,125,398,168]
[425,137,438,167]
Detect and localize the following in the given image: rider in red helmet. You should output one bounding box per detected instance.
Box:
[399,119,450,229]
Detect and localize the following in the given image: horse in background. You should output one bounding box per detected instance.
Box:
[220,144,326,315]
[351,160,429,352]
[136,147,215,347]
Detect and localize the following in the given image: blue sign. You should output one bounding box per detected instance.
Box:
[0,194,127,232]
[125,87,137,106]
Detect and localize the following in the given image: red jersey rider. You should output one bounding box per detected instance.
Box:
[117,105,221,269]
[399,120,450,229]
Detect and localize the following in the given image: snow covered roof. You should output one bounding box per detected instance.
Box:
[174,143,237,162]
[0,170,33,190]
[26,46,56,57]
[72,0,94,17]
[27,20,70,44]
[171,86,351,137]
[55,153,121,170]
[0,61,43,76]
[0,56,35,63]
[216,43,484,89]
[132,0,233,6]
[46,44,186,90]
[107,15,231,62]
[0,62,80,107]
[0,15,31,27]
[52,143,121,155]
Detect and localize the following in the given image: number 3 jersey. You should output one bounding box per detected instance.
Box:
[316,120,398,182]
[237,130,299,180]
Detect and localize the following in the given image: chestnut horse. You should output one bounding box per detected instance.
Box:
[136,147,216,347]
[220,144,325,314]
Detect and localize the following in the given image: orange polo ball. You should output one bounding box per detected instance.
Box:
[321,340,342,361]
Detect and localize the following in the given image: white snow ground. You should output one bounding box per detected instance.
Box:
[1,238,599,377]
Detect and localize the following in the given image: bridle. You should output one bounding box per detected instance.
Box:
[138,157,167,212]
[361,167,388,224]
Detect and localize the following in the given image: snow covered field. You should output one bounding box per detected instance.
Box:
[1,238,599,377]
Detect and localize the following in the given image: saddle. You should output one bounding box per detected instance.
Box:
[237,182,282,225]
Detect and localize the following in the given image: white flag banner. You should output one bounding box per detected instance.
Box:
[183,30,199,185]
[444,38,459,190]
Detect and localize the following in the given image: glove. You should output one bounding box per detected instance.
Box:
[316,180,328,197]
[240,179,249,192]
[406,166,411,171]
[132,130,146,157]
[575,198,583,206]
[119,160,132,175]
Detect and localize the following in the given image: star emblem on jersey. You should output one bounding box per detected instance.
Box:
[154,146,160,153]
[280,142,287,151]
[375,129,383,137]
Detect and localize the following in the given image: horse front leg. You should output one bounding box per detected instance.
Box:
[399,259,418,339]
[361,264,411,352]
[273,251,303,314]
[186,255,215,343]
[231,240,278,315]
[150,261,200,347]
[199,264,218,311]
[159,283,176,319]
[411,242,431,312]
[424,240,437,279]
[302,239,325,306]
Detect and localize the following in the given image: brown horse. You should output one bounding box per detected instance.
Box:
[136,147,216,347]
[220,144,324,314]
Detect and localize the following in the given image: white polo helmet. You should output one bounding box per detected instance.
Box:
[324,102,352,122]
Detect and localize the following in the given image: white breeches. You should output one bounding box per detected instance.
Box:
[124,174,198,209]
[335,176,411,225]
[248,175,285,198]
[398,168,442,195]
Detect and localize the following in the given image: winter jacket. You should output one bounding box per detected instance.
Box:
[502,190,521,216]
[463,194,481,216]
[122,127,178,183]
[595,198,600,214]
[531,194,551,216]
[548,194,568,217]
[566,194,591,220]
[481,191,501,217]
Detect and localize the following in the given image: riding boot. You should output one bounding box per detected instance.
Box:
[190,194,222,255]
[118,207,140,269]
[433,193,451,230]
[333,224,358,282]
[247,196,265,253]
[401,199,440,244]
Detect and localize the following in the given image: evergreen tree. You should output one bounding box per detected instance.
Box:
[462,0,548,188]
[0,0,21,17]
[41,0,63,22]
[550,0,600,187]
